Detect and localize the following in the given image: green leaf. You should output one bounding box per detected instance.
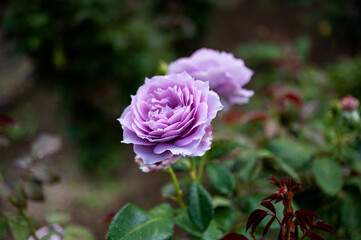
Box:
[341,192,361,228]
[236,41,284,66]
[63,226,94,240]
[312,158,343,195]
[7,216,29,240]
[345,177,361,194]
[343,146,361,174]
[198,221,223,240]
[274,157,300,181]
[46,212,70,225]
[175,210,202,237]
[267,139,313,169]
[11,181,27,209]
[161,176,191,199]
[206,163,235,195]
[237,151,258,181]
[0,218,8,239]
[148,204,173,218]
[212,196,232,208]
[171,158,190,172]
[108,203,174,240]
[187,182,213,231]
[23,180,44,201]
[208,140,249,159]
[214,207,236,232]
[175,210,222,240]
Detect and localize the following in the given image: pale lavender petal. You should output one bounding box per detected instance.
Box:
[28,224,63,240]
[134,144,173,164]
[167,48,254,111]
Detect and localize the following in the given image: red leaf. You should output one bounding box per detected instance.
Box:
[263,193,283,203]
[305,231,324,240]
[263,216,275,236]
[281,177,286,189]
[246,209,268,232]
[292,183,303,192]
[295,216,307,233]
[0,115,16,127]
[296,215,314,230]
[286,177,292,191]
[250,232,264,240]
[266,176,282,188]
[295,209,320,218]
[262,193,278,201]
[252,212,268,233]
[261,201,276,214]
[314,220,333,233]
[220,233,249,240]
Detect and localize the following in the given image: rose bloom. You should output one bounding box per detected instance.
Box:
[168,48,254,111]
[118,72,223,172]
[28,224,63,240]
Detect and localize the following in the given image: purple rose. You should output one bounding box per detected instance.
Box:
[28,224,63,240]
[168,48,254,111]
[118,72,222,171]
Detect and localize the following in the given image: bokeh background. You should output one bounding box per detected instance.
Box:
[1,0,361,239]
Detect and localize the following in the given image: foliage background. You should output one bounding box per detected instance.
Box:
[1,0,361,239]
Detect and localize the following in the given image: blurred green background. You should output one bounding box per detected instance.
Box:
[1,0,361,239]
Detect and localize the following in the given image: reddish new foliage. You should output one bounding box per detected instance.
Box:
[102,212,116,223]
[221,233,249,240]
[0,115,16,127]
[221,176,333,240]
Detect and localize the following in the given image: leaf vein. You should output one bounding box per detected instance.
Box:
[119,216,166,240]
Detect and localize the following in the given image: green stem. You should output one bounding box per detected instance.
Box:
[334,116,349,164]
[189,157,197,181]
[19,209,39,240]
[197,154,207,182]
[168,166,186,209]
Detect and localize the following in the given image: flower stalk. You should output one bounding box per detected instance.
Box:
[189,157,197,181]
[168,166,186,209]
[197,154,207,182]
[19,208,39,240]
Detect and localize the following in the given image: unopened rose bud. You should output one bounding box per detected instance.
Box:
[341,95,359,112]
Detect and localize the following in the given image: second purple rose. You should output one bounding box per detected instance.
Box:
[168,48,254,111]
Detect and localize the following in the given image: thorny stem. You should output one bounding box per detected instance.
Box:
[282,192,294,240]
[189,157,197,181]
[197,154,207,182]
[168,166,186,209]
[19,208,39,240]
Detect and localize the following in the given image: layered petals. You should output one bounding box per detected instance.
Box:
[118,72,223,172]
